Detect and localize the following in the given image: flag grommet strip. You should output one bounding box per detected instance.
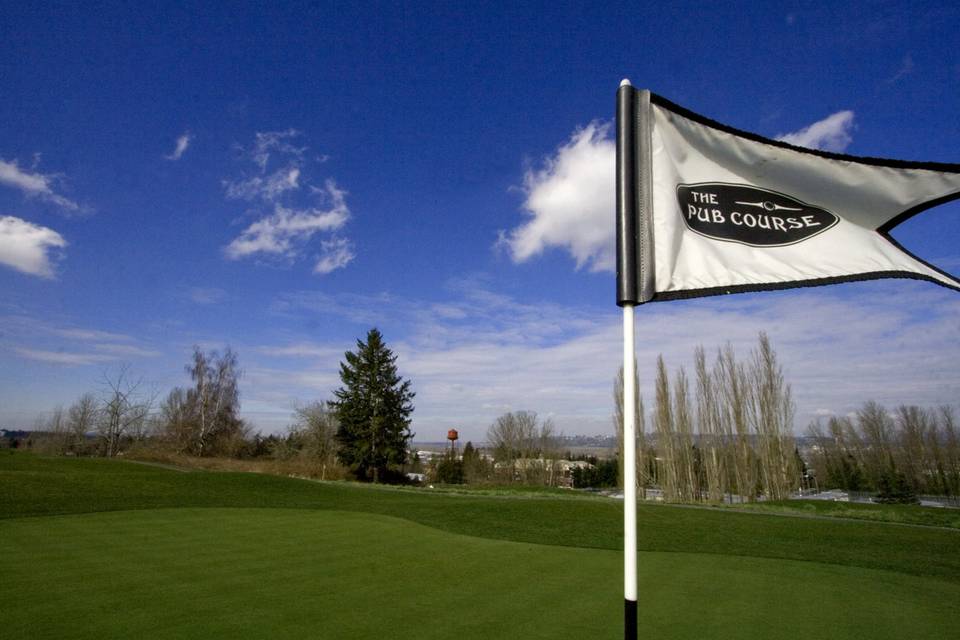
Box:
[616,82,638,306]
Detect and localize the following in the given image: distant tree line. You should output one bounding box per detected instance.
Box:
[24,325,956,501]
[25,328,418,485]
[30,365,156,458]
[571,456,618,489]
[806,402,959,502]
[427,412,618,489]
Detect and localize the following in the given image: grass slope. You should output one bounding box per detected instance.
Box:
[2,451,958,583]
[3,508,959,640]
[733,498,960,529]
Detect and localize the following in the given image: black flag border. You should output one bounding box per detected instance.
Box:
[637,92,960,302]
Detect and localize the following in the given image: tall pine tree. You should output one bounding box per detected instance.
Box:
[331,328,415,483]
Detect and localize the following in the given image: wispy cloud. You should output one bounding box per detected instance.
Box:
[165,132,192,160]
[10,343,159,366]
[185,287,227,305]
[271,290,395,326]
[90,343,162,358]
[0,316,135,343]
[887,53,915,84]
[50,327,133,342]
[499,122,615,272]
[248,129,305,171]
[314,236,355,274]
[0,157,81,212]
[0,216,67,278]
[223,131,354,274]
[225,180,350,261]
[248,281,960,440]
[776,111,855,152]
[255,342,344,359]
[0,315,159,366]
[224,166,300,202]
[13,347,115,366]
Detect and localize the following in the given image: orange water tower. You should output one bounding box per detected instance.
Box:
[447,429,459,453]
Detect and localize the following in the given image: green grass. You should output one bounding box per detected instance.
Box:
[732,498,960,529]
[2,450,959,639]
[3,508,959,640]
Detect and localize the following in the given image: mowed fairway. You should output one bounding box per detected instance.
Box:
[2,452,959,639]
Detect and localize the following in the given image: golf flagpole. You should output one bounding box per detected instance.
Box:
[622,303,637,638]
[616,77,643,640]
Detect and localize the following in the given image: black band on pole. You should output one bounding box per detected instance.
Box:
[616,84,638,307]
[624,599,637,639]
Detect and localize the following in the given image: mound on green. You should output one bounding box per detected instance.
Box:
[1,451,958,639]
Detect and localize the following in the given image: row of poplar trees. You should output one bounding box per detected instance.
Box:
[617,333,800,503]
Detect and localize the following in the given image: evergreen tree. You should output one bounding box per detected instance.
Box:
[461,441,486,483]
[435,451,464,484]
[876,460,919,504]
[331,328,415,483]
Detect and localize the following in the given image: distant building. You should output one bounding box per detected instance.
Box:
[494,458,594,488]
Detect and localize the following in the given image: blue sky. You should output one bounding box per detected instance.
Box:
[1,2,958,441]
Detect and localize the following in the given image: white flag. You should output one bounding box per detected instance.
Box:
[616,87,960,304]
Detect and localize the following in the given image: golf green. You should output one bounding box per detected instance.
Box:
[2,508,958,639]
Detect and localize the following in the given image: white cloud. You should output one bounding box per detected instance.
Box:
[51,327,133,342]
[250,129,305,171]
[248,281,960,441]
[314,237,354,274]
[91,343,161,357]
[165,132,192,160]
[776,111,855,152]
[225,166,300,202]
[256,342,343,359]
[0,315,159,370]
[13,342,162,364]
[13,347,115,366]
[223,130,355,272]
[0,316,135,343]
[0,216,67,278]
[500,122,615,272]
[0,158,80,211]
[225,180,350,260]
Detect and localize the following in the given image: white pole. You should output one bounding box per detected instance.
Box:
[623,303,638,638]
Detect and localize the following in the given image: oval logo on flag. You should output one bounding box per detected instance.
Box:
[676,183,839,247]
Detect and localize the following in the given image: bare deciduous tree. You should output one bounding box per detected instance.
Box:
[159,387,193,453]
[487,411,559,485]
[66,393,98,454]
[186,347,242,456]
[746,333,798,501]
[716,344,754,501]
[856,401,894,488]
[673,367,696,501]
[695,347,724,503]
[97,365,153,457]
[283,401,339,479]
[654,356,679,501]
[614,366,647,496]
